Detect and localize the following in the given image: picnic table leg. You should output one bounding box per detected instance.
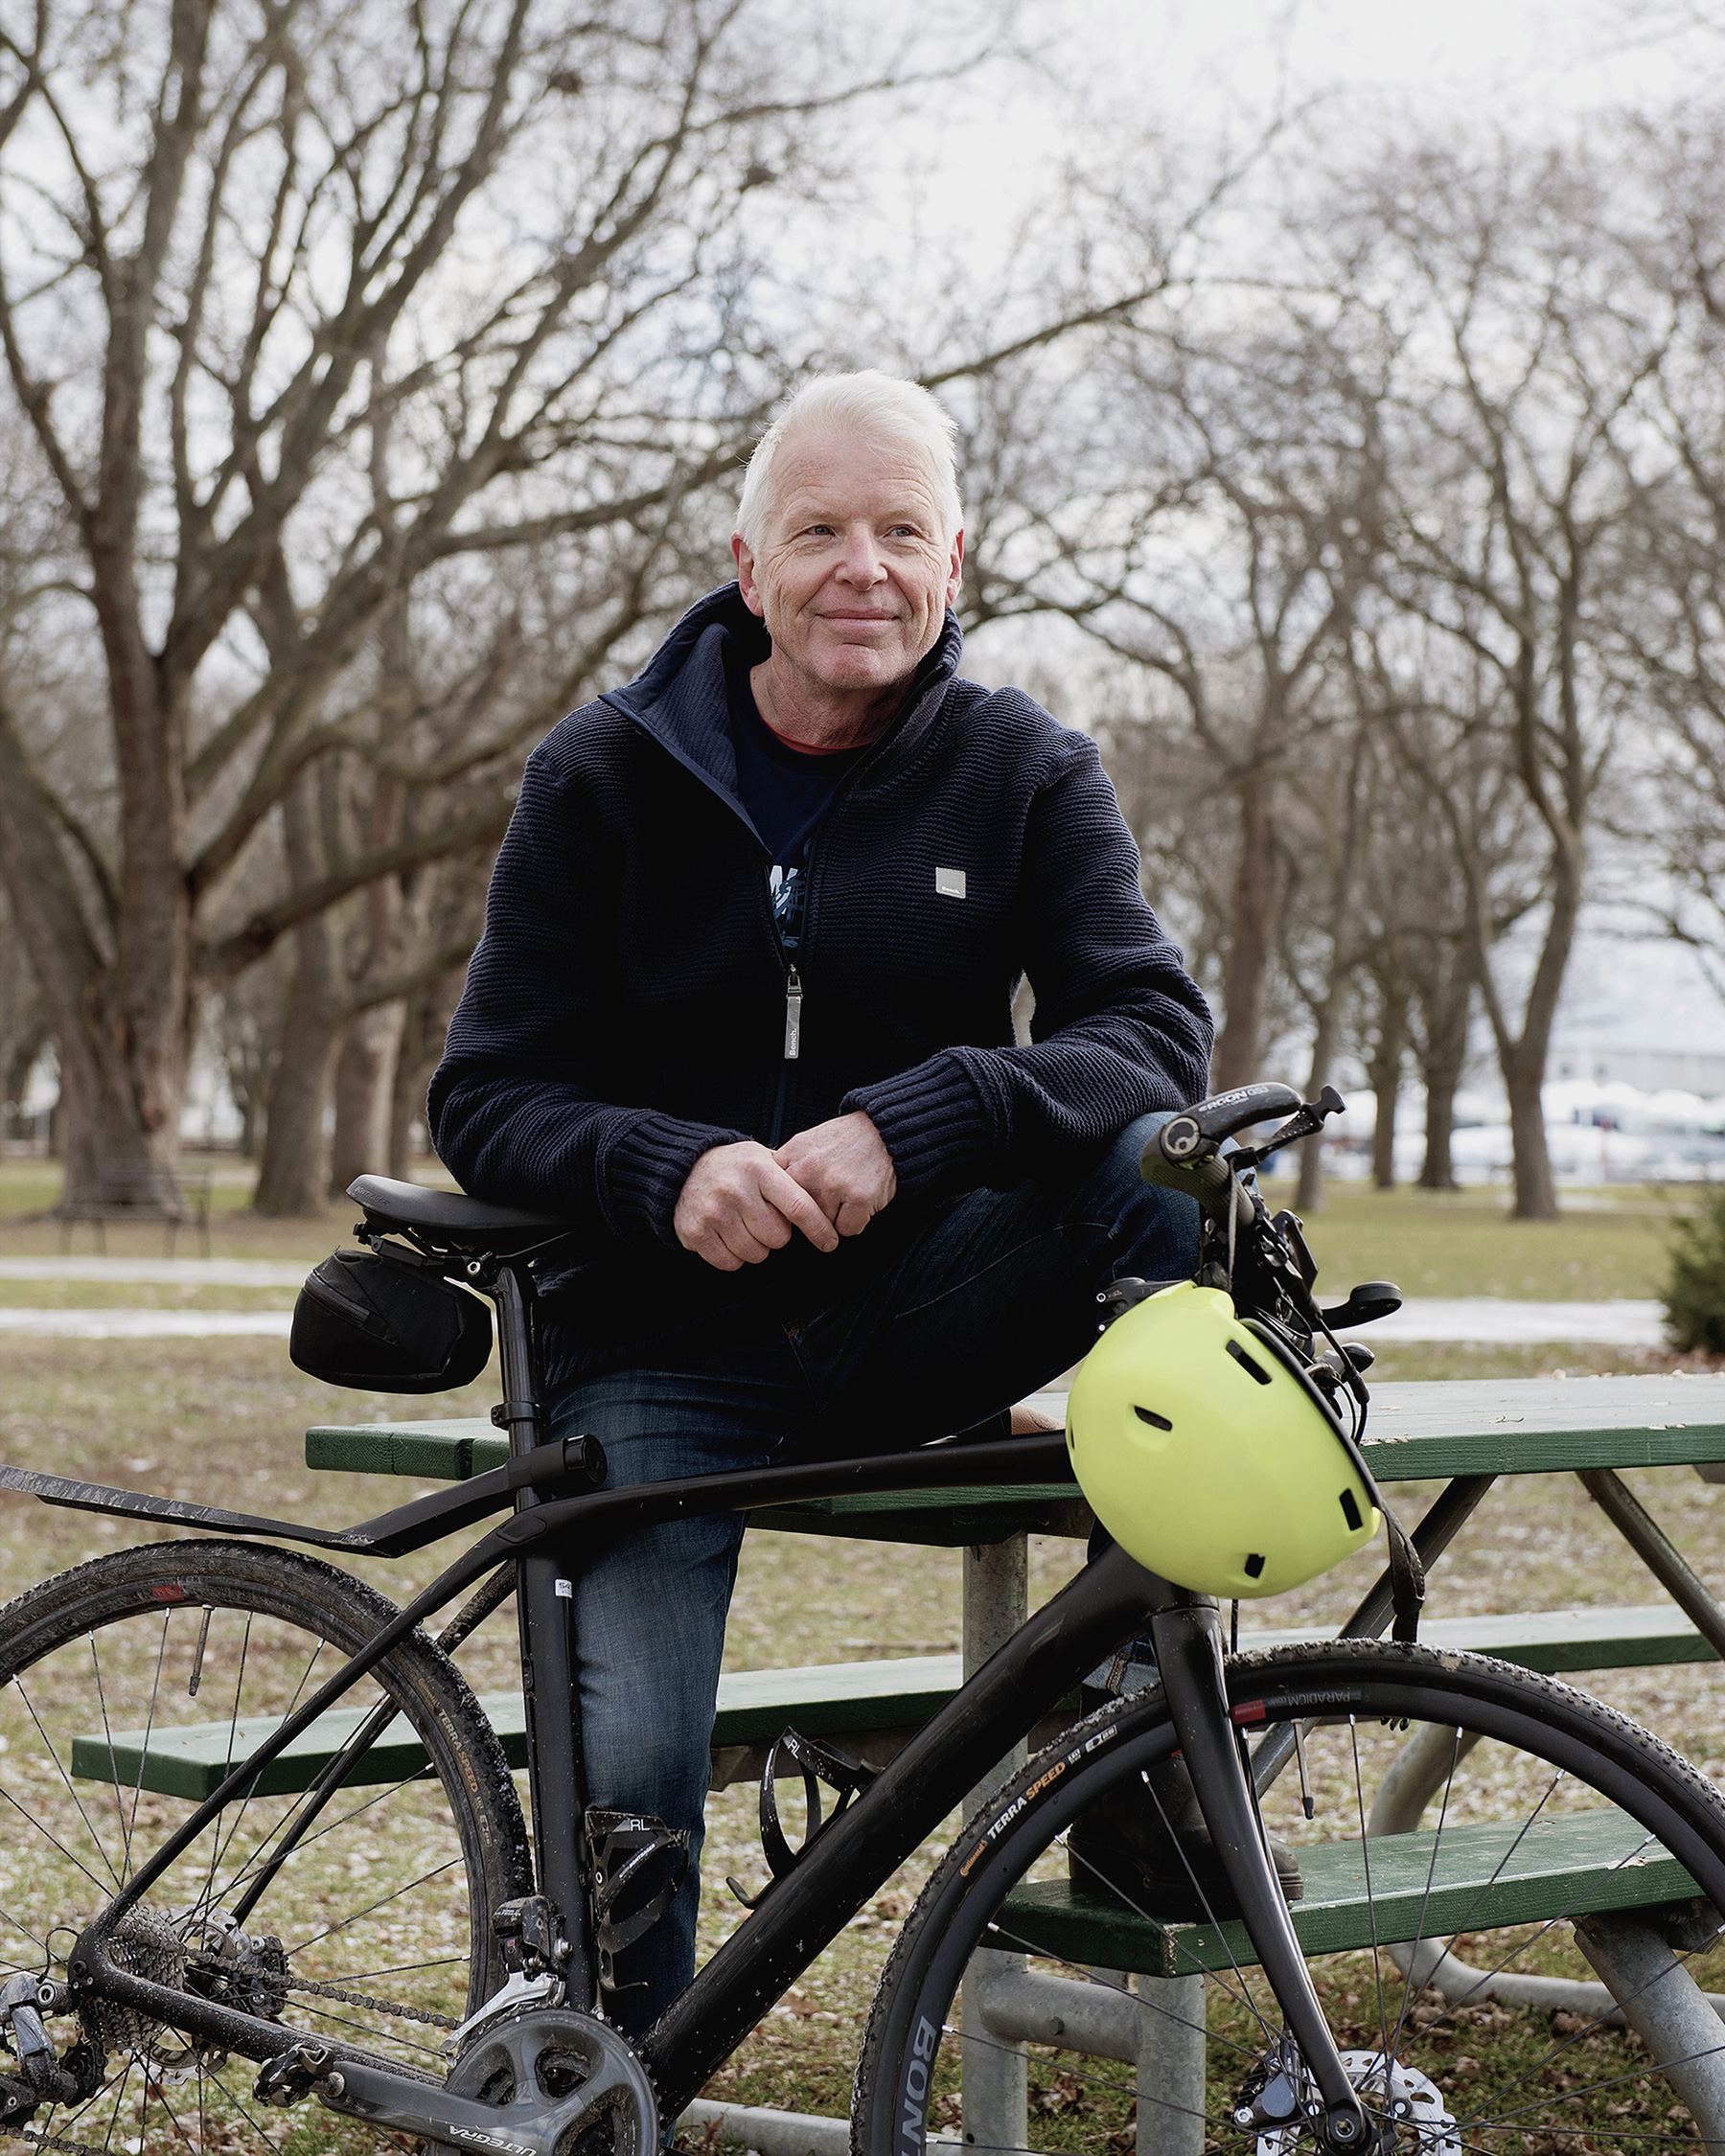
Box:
[1574,1912,1725,2143]
[1577,1468,1725,1659]
[1088,1968,1206,2156]
[1135,1971,1206,2156]
[961,1532,1029,2153]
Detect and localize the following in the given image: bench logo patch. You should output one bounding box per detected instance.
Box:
[934,866,966,899]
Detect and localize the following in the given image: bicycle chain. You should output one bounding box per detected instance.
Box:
[282,1973,460,2031]
[5,1975,454,2154]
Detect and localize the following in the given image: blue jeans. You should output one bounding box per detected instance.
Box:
[545,1112,1200,2033]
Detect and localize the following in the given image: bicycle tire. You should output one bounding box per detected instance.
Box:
[855,1640,1725,2155]
[0,1537,530,2153]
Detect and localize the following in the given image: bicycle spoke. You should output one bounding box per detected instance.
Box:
[215,1762,445,1905]
[1062,1798,1276,2050]
[123,1612,174,1882]
[1381,1720,1461,2071]
[977,1908,1262,2070]
[12,1678,122,1889]
[195,1612,256,1915]
[0,1772,116,1897]
[1347,1717,1395,2079]
[0,1545,505,2151]
[288,1852,463,1955]
[202,1631,333,1901]
[936,2010,1227,2125]
[85,1634,134,1885]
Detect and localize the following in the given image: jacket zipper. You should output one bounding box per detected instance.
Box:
[783,967,802,1060]
[615,678,946,1142]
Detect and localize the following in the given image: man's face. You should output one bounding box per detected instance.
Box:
[732,428,963,700]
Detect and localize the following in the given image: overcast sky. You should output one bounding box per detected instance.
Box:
[881,0,1725,275]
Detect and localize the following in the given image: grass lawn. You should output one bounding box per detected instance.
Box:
[0,1157,1696,1322]
[1256,1174,1681,1302]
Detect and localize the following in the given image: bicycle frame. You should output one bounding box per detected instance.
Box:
[47,1249,1374,2152]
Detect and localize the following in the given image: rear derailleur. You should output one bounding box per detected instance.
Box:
[0,1970,99,2127]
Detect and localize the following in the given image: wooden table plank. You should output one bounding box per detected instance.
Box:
[1004,1810,1698,1978]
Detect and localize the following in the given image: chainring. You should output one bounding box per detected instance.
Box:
[424,2005,659,2156]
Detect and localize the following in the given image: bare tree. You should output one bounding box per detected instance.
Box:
[1327,137,1664,1217]
[968,305,1386,1089]
[0,0,980,1212]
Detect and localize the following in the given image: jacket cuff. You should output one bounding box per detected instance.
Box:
[600,1112,749,1248]
[843,1054,996,1197]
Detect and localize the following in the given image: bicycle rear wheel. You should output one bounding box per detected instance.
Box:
[0,1538,530,2153]
[855,1640,1725,2155]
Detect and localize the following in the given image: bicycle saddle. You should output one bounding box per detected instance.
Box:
[346,1175,577,1254]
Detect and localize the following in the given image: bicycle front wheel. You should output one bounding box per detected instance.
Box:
[0,1537,530,2153]
[856,1640,1725,2155]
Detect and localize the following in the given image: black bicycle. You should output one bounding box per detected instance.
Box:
[0,1083,1722,2156]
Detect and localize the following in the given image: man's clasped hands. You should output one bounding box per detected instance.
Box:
[672,1111,896,1273]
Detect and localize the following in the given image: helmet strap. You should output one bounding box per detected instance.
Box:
[1382,1505,1428,1643]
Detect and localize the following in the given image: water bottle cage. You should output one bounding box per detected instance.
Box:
[760,1729,878,1885]
[585,1810,690,1996]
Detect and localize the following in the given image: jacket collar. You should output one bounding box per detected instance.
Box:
[600,583,963,837]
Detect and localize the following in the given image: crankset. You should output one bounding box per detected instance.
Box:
[301,2004,659,2156]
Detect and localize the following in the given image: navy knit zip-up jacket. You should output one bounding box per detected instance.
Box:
[429,585,1213,1328]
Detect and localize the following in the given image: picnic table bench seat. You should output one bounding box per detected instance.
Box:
[70,1599,1725,1805]
[283,1375,1725,1798]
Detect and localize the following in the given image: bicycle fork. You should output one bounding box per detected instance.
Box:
[1148,1596,1373,2155]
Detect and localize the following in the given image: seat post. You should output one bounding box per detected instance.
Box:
[494,1260,595,2007]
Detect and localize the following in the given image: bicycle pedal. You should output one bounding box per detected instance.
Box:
[254,2039,339,2107]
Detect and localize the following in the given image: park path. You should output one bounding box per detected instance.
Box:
[0,1260,1672,1344]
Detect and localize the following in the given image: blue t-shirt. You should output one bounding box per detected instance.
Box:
[724,642,866,953]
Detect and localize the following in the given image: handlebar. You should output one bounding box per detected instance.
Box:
[1139,1082,1348,1244]
[1159,1083,1301,1159]
[1139,1136,1255,1230]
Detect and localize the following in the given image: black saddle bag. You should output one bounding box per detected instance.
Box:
[290,1247,493,1393]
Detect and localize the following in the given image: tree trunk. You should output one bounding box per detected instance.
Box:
[252,935,342,1216]
[1368,986,1408,1190]
[253,783,344,1217]
[1211,771,1276,1091]
[1296,999,1344,1213]
[329,999,404,1196]
[50,1010,186,1210]
[389,969,464,1179]
[1506,1055,1557,1221]
[1493,848,1581,1222]
[0,705,196,1211]
[1416,966,1470,1191]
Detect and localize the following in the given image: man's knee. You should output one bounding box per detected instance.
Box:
[1071,1111,1201,1277]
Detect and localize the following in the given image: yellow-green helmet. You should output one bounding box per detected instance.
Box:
[1065,1281,1381,1598]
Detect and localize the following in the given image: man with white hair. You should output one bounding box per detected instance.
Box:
[430,371,1214,2030]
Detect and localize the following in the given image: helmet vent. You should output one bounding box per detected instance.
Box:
[1243,1553,1266,1580]
[1133,1406,1173,1431]
[1226,1340,1273,1386]
[1339,1488,1363,1531]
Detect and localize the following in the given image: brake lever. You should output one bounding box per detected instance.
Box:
[1231,1085,1346,1170]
